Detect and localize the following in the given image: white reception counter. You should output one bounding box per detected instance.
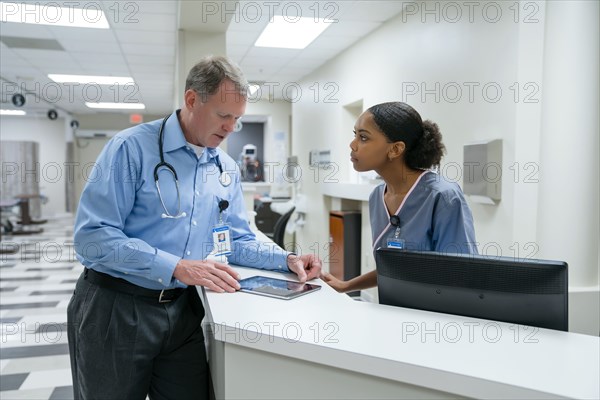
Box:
[198,265,599,400]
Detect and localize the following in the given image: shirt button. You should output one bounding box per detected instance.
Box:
[195,191,200,196]
[186,251,191,256]
[158,278,163,283]
[192,221,197,226]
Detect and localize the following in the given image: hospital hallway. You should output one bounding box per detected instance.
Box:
[1,214,76,399]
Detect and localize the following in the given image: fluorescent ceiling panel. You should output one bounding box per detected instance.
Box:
[255,16,333,49]
[86,102,145,110]
[49,74,135,85]
[248,84,260,95]
[0,2,109,28]
[0,109,27,115]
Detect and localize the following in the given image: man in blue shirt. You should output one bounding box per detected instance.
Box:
[67,56,322,400]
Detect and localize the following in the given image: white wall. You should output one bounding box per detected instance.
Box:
[245,99,291,184]
[293,1,524,263]
[70,113,164,205]
[1,115,68,217]
[291,1,599,334]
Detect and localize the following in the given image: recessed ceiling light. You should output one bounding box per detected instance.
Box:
[0,109,27,116]
[0,2,109,29]
[48,74,135,85]
[248,84,260,96]
[85,102,145,110]
[255,16,333,49]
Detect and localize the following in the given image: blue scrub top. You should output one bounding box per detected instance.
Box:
[369,171,478,255]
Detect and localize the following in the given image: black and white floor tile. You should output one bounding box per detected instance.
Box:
[1,214,78,400]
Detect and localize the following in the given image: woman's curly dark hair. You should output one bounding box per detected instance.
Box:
[368,102,446,169]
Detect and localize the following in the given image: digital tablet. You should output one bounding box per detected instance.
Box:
[238,276,321,300]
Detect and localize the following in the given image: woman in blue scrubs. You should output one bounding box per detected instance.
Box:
[322,102,477,293]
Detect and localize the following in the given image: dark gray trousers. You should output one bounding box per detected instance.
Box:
[67,272,208,400]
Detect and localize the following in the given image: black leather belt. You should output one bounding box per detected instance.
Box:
[84,268,187,303]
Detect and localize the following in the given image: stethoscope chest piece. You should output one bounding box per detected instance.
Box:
[219,171,232,187]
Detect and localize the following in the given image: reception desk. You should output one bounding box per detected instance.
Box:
[198,265,599,400]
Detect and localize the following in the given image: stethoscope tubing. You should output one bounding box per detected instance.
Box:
[154,114,231,219]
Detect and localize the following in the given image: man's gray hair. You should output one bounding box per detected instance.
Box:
[185,55,248,101]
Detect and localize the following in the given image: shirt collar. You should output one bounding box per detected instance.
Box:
[162,110,220,162]
[162,110,187,153]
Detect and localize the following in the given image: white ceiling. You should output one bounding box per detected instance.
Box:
[0,0,405,116]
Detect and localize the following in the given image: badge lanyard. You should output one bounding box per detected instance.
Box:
[212,199,232,257]
[386,215,405,249]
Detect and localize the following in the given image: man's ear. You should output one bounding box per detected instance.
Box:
[184,90,197,110]
[388,141,406,161]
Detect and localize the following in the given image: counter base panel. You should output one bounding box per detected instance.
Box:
[209,340,458,400]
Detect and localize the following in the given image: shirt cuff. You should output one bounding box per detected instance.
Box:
[280,252,295,273]
[152,248,181,287]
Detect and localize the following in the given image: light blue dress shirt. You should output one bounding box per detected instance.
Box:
[74,110,290,290]
[369,171,478,255]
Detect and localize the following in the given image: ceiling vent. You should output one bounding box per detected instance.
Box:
[1,36,64,51]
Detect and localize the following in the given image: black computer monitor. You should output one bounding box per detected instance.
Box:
[375,249,568,331]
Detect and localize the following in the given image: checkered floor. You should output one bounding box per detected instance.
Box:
[1,214,78,400]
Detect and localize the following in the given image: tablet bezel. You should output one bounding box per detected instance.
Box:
[238,276,321,300]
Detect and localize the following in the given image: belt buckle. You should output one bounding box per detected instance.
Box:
[158,289,172,303]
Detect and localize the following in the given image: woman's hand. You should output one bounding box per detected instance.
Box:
[320,271,349,293]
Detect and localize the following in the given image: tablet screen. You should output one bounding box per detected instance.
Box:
[238,276,321,300]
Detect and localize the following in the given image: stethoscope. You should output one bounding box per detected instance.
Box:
[154,114,232,219]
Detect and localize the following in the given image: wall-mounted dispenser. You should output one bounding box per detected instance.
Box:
[463,139,502,205]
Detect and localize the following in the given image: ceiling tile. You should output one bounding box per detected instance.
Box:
[338,1,406,22]
[227,30,259,46]
[0,1,404,114]
[227,17,270,32]
[227,45,250,61]
[127,64,173,74]
[10,48,73,62]
[126,54,174,66]
[322,21,381,38]
[243,46,301,60]
[119,43,175,57]
[59,39,121,53]
[240,60,289,74]
[69,52,125,64]
[100,0,177,15]
[133,72,173,82]
[109,13,176,31]
[114,29,176,45]
[309,35,358,51]
[0,46,22,63]
[49,26,116,42]
[296,46,339,60]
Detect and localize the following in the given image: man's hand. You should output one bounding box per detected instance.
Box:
[287,253,322,283]
[173,259,241,293]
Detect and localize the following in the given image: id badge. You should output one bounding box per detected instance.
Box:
[386,234,405,249]
[212,224,232,256]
